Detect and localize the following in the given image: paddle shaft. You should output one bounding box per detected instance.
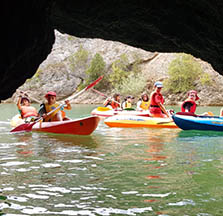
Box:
[91,88,121,105]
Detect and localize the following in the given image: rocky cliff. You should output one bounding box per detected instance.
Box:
[7,31,223,106]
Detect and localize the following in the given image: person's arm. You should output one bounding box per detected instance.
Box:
[17,95,22,110]
[64,100,71,110]
[103,97,111,107]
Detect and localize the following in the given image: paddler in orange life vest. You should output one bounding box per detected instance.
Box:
[103,93,121,110]
[137,93,150,111]
[17,95,38,121]
[38,91,71,122]
[181,90,199,114]
[149,81,169,118]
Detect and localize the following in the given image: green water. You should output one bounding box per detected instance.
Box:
[0,104,223,215]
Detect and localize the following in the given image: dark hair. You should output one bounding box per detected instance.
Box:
[21,97,30,103]
[113,93,120,101]
[141,94,149,102]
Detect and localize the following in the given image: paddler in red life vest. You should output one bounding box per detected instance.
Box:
[103,93,121,110]
[149,81,169,118]
[181,90,199,114]
[38,91,71,122]
[17,95,38,121]
[137,93,150,111]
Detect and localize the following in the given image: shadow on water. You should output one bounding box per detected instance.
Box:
[177,129,223,138]
[13,132,100,149]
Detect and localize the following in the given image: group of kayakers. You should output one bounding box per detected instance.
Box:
[17,91,72,122]
[16,80,222,123]
[103,81,213,118]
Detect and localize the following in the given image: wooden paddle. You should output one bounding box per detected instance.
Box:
[10,76,103,133]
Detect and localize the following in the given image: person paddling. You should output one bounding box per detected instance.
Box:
[149,81,169,118]
[137,93,150,111]
[103,93,121,110]
[38,91,71,122]
[181,90,199,114]
[17,94,38,122]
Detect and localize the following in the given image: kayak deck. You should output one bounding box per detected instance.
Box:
[173,114,223,131]
[104,115,178,128]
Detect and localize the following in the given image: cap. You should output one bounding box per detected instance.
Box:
[127,95,134,99]
[45,91,57,98]
[154,81,163,88]
[187,90,199,101]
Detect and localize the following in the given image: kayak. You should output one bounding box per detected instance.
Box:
[91,107,150,118]
[104,115,178,128]
[11,114,100,135]
[172,113,223,131]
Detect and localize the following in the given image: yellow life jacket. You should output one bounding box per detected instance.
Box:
[140,100,150,110]
[123,101,132,109]
[44,102,61,122]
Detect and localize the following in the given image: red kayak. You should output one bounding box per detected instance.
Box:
[31,116,100,135]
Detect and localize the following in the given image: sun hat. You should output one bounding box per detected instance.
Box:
[154,81,163,88]
[188,90,199,101]
[45,91,57,98]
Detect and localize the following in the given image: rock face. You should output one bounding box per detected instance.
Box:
[8,31,223,106]
[2,0,223,100]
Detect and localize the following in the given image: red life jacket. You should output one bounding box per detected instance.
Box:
[181,100,197,113]
[149,92,164,107]
[111,101,120,109]
[21,106,38,118]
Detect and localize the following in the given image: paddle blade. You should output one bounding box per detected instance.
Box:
[10,122,35,133]
[85,76,103,90]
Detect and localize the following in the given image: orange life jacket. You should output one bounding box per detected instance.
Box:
[111,101,120,109]
[181,100,197,113]
[21,106,38,119]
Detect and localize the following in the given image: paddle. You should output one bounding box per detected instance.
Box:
[91,88,121,106]
[10,76,103,133]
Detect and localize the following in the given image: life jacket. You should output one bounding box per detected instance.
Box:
[149,92,164,106]
[44,102,61,122]
[181,100,197,113]
[140,100,150,110]
[111,101,120,109]
[21,106,38,119]
[122,101,132,109]
[149,91,165,116]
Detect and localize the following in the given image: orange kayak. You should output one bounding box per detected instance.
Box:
[30,116,100,135]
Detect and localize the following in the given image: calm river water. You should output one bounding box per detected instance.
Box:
[0,104,223,216]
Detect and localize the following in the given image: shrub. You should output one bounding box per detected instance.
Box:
[164,53,203,93]
[68,45,89,73]
[85,53,107,89]
[114,73,146,96]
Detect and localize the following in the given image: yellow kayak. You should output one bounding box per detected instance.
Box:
[91,107,150,118]
[104,115,178,128]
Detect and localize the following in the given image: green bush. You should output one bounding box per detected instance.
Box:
[114,73,146,96]
[109,54,129,88]
[85,53,106,89]
[69,45,89,73]
[164,53,203,93]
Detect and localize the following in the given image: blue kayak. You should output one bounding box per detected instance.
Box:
[172,113,223,131]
